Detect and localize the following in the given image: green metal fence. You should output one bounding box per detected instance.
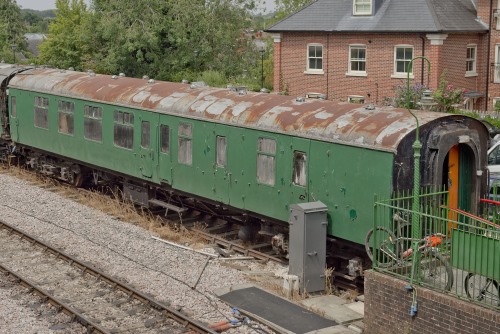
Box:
[370,187,500,310]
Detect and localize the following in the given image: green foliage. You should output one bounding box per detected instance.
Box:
[0,0,29,62]
[495,101,500,113]
[22,9,53,33]
[274,0,313,20]
[393,82,428,109]
[432,72,464,112]
[38,0,90,70]
[197,70,228,88]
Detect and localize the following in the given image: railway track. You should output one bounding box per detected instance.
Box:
[0,165,364,293]
[0,218,217,334]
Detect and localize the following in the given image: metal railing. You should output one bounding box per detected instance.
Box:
[370,187,500,310]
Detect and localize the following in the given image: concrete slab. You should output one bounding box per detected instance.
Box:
[216,285,337,334]
[344,301,364,316]
[300,296,364,325]
[304,324,360,334]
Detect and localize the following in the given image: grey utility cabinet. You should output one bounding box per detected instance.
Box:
[288,201,328,294]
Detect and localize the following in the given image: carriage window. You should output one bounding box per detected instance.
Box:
[216,136,227,168]
[58,100,74,135]
[11,96,16,117]
[113,110,134,149]
[84,105,102,142]
[160,125,170,153]
[141,121,150,149]
[178,123,192,165]
[257,137,276,186]
[34,96,49,129]
[292,151,307,187]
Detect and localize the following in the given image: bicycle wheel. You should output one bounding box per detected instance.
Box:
[416,249,453,291]
[464,273,500,306]
[365,227,398,268]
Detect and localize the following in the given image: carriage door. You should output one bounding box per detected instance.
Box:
[290,137,310,204]
[447,144,473,213]
[213,127,231,204]
[157,116,172,184]
[138,112,159,179]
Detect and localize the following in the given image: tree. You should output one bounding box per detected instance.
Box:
[274,0,313,20]
[38,0,90,70]
[0,0,28,62]
[87,0,259,81]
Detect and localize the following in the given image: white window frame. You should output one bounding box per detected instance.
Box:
[496,0,500,30]
[465,44,477,77]
[305,44,324,74]
[495,44,500,84]
[347,45,367,76]
[353,0,372,15]
[392,45,414,79]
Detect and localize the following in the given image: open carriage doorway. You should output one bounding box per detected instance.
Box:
[444,144,474,213]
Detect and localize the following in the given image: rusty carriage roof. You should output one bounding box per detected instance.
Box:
[9,68,454,153]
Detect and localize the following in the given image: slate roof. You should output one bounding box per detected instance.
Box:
[266,0,488,33]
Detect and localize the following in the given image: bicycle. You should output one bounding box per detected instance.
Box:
[365,213,454,291]
[464,273,500,306]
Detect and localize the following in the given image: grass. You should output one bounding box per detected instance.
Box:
[0,163,202,246]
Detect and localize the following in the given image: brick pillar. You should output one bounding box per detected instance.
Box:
[272,33,282,93]
[426,34,448,89]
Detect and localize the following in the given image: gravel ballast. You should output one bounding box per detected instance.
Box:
[0,172,286,333]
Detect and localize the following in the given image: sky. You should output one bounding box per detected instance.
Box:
[16,0,277,13]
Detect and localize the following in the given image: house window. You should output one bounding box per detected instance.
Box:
[292,151,307,187]
[348,45,366,75]
[257,137,276,186]
[160,125,170,153]
[11,96,16,117]
[394,46,413,75]
[178,123,192,165]
[353,0,372,15]
[113,110,134,149]
[348,95,365,103]
[141,121,150,149]
[493,97,500,112]
[466,45,477,76]
[216,136,227,168]
[495,45,500,83]
[58,100,74,135]
[307,44,323,72]
[34,96,49,129]
[84,105,102,142]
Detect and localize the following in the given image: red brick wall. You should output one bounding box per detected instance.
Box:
[274,32,490,108]
[364,270,500,334]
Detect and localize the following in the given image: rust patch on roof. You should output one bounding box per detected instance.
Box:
[9,68,454,152]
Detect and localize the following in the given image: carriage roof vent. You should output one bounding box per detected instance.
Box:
[296,96,305,103]
[148,79,155,84]
[68,67,74,71]
[119,73,125,77]
[306,92,326,100]
[260,88,270,93]
[142,75,149,80]
[181,79,190,84]
[111,75,118,79]
[365,104,375,110]
[190,81,207,89]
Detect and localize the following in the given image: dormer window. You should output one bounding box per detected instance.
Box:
[353,0,372,15]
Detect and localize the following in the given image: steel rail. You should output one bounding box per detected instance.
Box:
[0,219,217,334]
[0,263,109,333]
[191,228,288,264]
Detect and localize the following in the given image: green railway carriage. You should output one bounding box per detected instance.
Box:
[4,67,489,248]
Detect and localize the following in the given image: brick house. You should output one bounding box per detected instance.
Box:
[266,0,500,111]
